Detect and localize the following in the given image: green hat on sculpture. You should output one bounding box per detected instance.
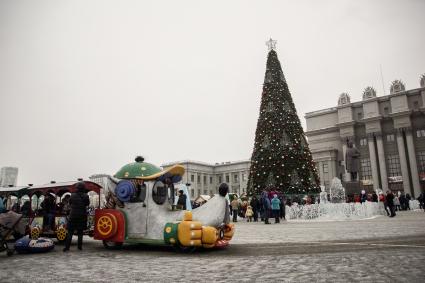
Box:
[114,156,185,181]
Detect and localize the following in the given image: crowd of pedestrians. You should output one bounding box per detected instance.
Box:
[228,187,425,223]
[229,188,290,225]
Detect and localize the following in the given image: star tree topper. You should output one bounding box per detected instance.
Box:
[266,38,277,51]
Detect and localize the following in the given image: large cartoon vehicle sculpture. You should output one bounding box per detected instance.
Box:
[94,157,234,251]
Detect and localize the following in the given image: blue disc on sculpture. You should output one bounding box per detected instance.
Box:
[171,175,182,183]
[115,180,135,202]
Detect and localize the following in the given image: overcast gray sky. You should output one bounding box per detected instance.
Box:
[1,0,424,186]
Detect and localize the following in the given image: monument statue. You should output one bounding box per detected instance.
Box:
[345,140,360,181]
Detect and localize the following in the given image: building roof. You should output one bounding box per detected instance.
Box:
[0,186,29,197]
[305,85,424,119]
[162,159,250,168]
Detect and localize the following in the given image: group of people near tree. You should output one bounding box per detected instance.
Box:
[230,189,287,225]
[227,187,425,223]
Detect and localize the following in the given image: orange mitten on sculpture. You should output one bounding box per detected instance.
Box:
[177,211,202,247]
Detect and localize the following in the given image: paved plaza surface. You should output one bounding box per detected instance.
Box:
[1,211,424,282]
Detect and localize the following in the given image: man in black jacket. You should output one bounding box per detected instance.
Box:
[177,190,187,210]
[386,191,396,217]
[63,182,90,252]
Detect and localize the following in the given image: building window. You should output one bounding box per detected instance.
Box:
[198,189,201,196]
[360,158,372,180]
[360,138,367,146]
[323,163,329,174]
[242,174,246,182]
[226,175,229,183]
[386,134,395,142]
[234,174,238,182]
[191,175,194,182]
[413,101,419,110]
[384,107,389,115]
[203,190,208,195]
[191,189,194,198]
[210,176,213,184]
[203,175,207,185]
[416,129,425,138]
[197,175,200,183]
[387,154,402,177]
[357,112,363,119]
[418,151,425,174]
[218,176,222,183]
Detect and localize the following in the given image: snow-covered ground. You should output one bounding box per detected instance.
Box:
[1,210,424,282]
[232,210,425,244]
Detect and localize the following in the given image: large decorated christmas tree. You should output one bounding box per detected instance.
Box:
[247,39,320,195]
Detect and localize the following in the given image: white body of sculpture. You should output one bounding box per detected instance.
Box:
[105,178,230,241]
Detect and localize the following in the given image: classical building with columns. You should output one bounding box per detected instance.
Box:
[161,160,250,199]
[305,75,425,198]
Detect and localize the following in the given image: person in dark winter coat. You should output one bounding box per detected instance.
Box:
[418,193,425,211]
[177,190,187,210]
[405,193,411,210]
[279,195,286,220]
[360,190,367,203]
[250,196,260,222]
[63,182,90,252]
[386,191,396,217]
[41,193,56,231]
[261,192,271,224]
[399,193,407,210]
[371,192,378,202]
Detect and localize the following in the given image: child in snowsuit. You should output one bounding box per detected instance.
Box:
[245,205,253,222]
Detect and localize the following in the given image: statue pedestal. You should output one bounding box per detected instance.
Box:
[343,181,361,195]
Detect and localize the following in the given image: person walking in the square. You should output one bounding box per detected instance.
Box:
[177,190,187,210]
[63,182,90,252]
[250,196,260,222]
[386,191,396,217]
[245,205,253,222]
[231,197,239,222]
[271,194,281,224]
[261,191,271,224]
[279,195,286,220]
[394,195,400,211]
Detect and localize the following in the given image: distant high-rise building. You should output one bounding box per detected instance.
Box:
[88,173,111,189]
[88,173,111,207]
[0,167,19,187]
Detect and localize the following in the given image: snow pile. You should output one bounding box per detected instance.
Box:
[409,200,420,210]
[286,201,382,221]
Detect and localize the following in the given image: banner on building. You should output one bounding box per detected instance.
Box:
[388,176,403,183]
[361,179,373,186]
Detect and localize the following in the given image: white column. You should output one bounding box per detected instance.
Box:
[376,135,388,191]
[342,143,351,182]
[368,137,380,191]
[396,131,412,196]
[405,131,421,198]
[239,171,243,195]
[194,172,198,197]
